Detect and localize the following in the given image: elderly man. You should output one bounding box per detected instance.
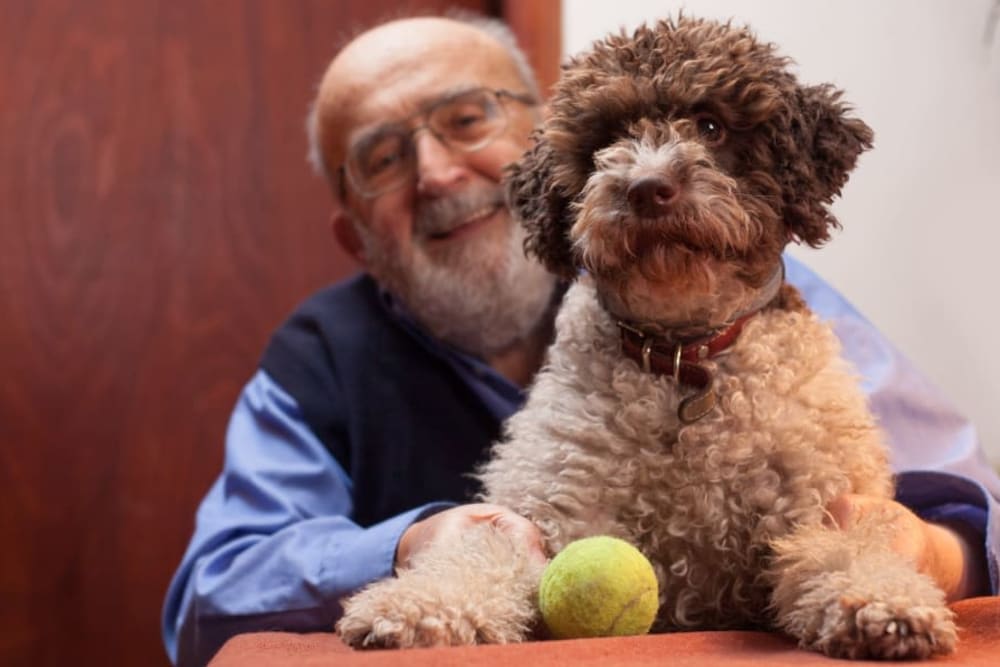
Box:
[162,13,999,667]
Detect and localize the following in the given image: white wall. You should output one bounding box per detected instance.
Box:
[563,0,1000,463]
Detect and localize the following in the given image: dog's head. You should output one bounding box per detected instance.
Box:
[507,16,872,320]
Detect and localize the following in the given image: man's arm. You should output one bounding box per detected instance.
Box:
[827,494,989,600]
[786,254,1000,597]
[161,371,452,666]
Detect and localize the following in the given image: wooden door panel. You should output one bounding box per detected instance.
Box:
[0,1,555,665]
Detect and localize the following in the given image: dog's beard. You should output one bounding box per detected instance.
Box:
[569,132,782,324]
[354,185,557,358]
[571,136,770,280]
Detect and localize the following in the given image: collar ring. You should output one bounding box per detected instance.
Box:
[641,337,653,374]
[673,343,683,383]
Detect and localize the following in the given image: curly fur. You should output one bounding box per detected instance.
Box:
[339,525,545,647]
[507,16,873,280]
[337,16,955,659]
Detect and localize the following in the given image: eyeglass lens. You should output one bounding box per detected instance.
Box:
[348,89,507,195]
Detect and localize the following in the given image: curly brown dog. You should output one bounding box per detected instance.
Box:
[337,16,957,659]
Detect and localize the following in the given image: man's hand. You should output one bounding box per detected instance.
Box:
[395,503,547,571]
[826,494,988,602]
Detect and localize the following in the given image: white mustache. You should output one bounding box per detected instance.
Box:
[415,187,506,238]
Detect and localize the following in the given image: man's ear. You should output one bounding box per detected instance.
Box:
[331,209,365,263]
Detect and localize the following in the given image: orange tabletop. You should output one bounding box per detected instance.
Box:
[209,597,999,666]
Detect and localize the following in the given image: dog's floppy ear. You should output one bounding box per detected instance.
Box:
[505,132,578,278]
[782,84,874,247]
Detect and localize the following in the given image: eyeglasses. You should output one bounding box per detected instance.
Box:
[341,87,537,199]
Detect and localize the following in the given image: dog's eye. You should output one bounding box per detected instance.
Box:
[696,116,726,144]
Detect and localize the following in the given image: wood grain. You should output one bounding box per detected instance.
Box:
[502,0,562,96]
[0,1,551,665]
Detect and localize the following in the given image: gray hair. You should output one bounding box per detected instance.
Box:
[304,13,541,186]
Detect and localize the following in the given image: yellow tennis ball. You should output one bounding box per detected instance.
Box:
[538,536,659,639]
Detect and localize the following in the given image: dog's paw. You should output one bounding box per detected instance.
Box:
[337,604,514,649]
[336,525,543,649]
[769,515,961,660]
[336,581,476,648]
[336,582,404,648]
[336,576,531,649]
[812,596,957,660]
[336,606,413,649]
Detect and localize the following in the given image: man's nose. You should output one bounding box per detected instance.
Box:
[414,130,467,197]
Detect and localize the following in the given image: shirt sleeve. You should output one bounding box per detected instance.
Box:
[161,370,453,666]
[785,253,1000,594]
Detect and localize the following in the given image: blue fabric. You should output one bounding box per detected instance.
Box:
[162,255,1000,666]
[162,371,455,666]
[381,287,526,423]
[255,274,509,527]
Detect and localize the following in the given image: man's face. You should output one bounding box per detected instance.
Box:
[318,20,555,356]
[339,36,536,265]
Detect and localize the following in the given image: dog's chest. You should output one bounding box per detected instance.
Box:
[587,329,858,625]
[500,281,888,617]
[558,295,877,552]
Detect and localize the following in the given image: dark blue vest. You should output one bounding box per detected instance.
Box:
[260,274,502,527]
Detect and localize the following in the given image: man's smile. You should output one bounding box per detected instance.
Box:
[427,203,505,242]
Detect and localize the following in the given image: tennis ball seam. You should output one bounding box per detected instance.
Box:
[604,583,657,635]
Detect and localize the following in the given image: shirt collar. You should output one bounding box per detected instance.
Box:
[375,285,525,419]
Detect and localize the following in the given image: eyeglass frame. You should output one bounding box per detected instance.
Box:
[336,87,538,200]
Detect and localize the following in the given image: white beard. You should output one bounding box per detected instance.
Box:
[356,209,557,358]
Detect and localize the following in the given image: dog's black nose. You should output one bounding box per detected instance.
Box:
[627,177,677,218]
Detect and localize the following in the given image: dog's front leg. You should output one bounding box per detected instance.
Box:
[336,522,545,648]
[766,509,957,660]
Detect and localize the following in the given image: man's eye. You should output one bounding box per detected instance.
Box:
[363,140,404,176]
[454,113,485,127]
[369,152,399,173]
[445,105,488,129]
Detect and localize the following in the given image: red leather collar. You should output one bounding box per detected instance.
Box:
[610,261,784,423]
[617,311,757,423]
[619,311,755,380]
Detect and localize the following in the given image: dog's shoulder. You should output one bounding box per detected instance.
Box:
[552,277,619,348]
[727,293,843,382]
[723,290,878,420]
[775,283,808,312]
